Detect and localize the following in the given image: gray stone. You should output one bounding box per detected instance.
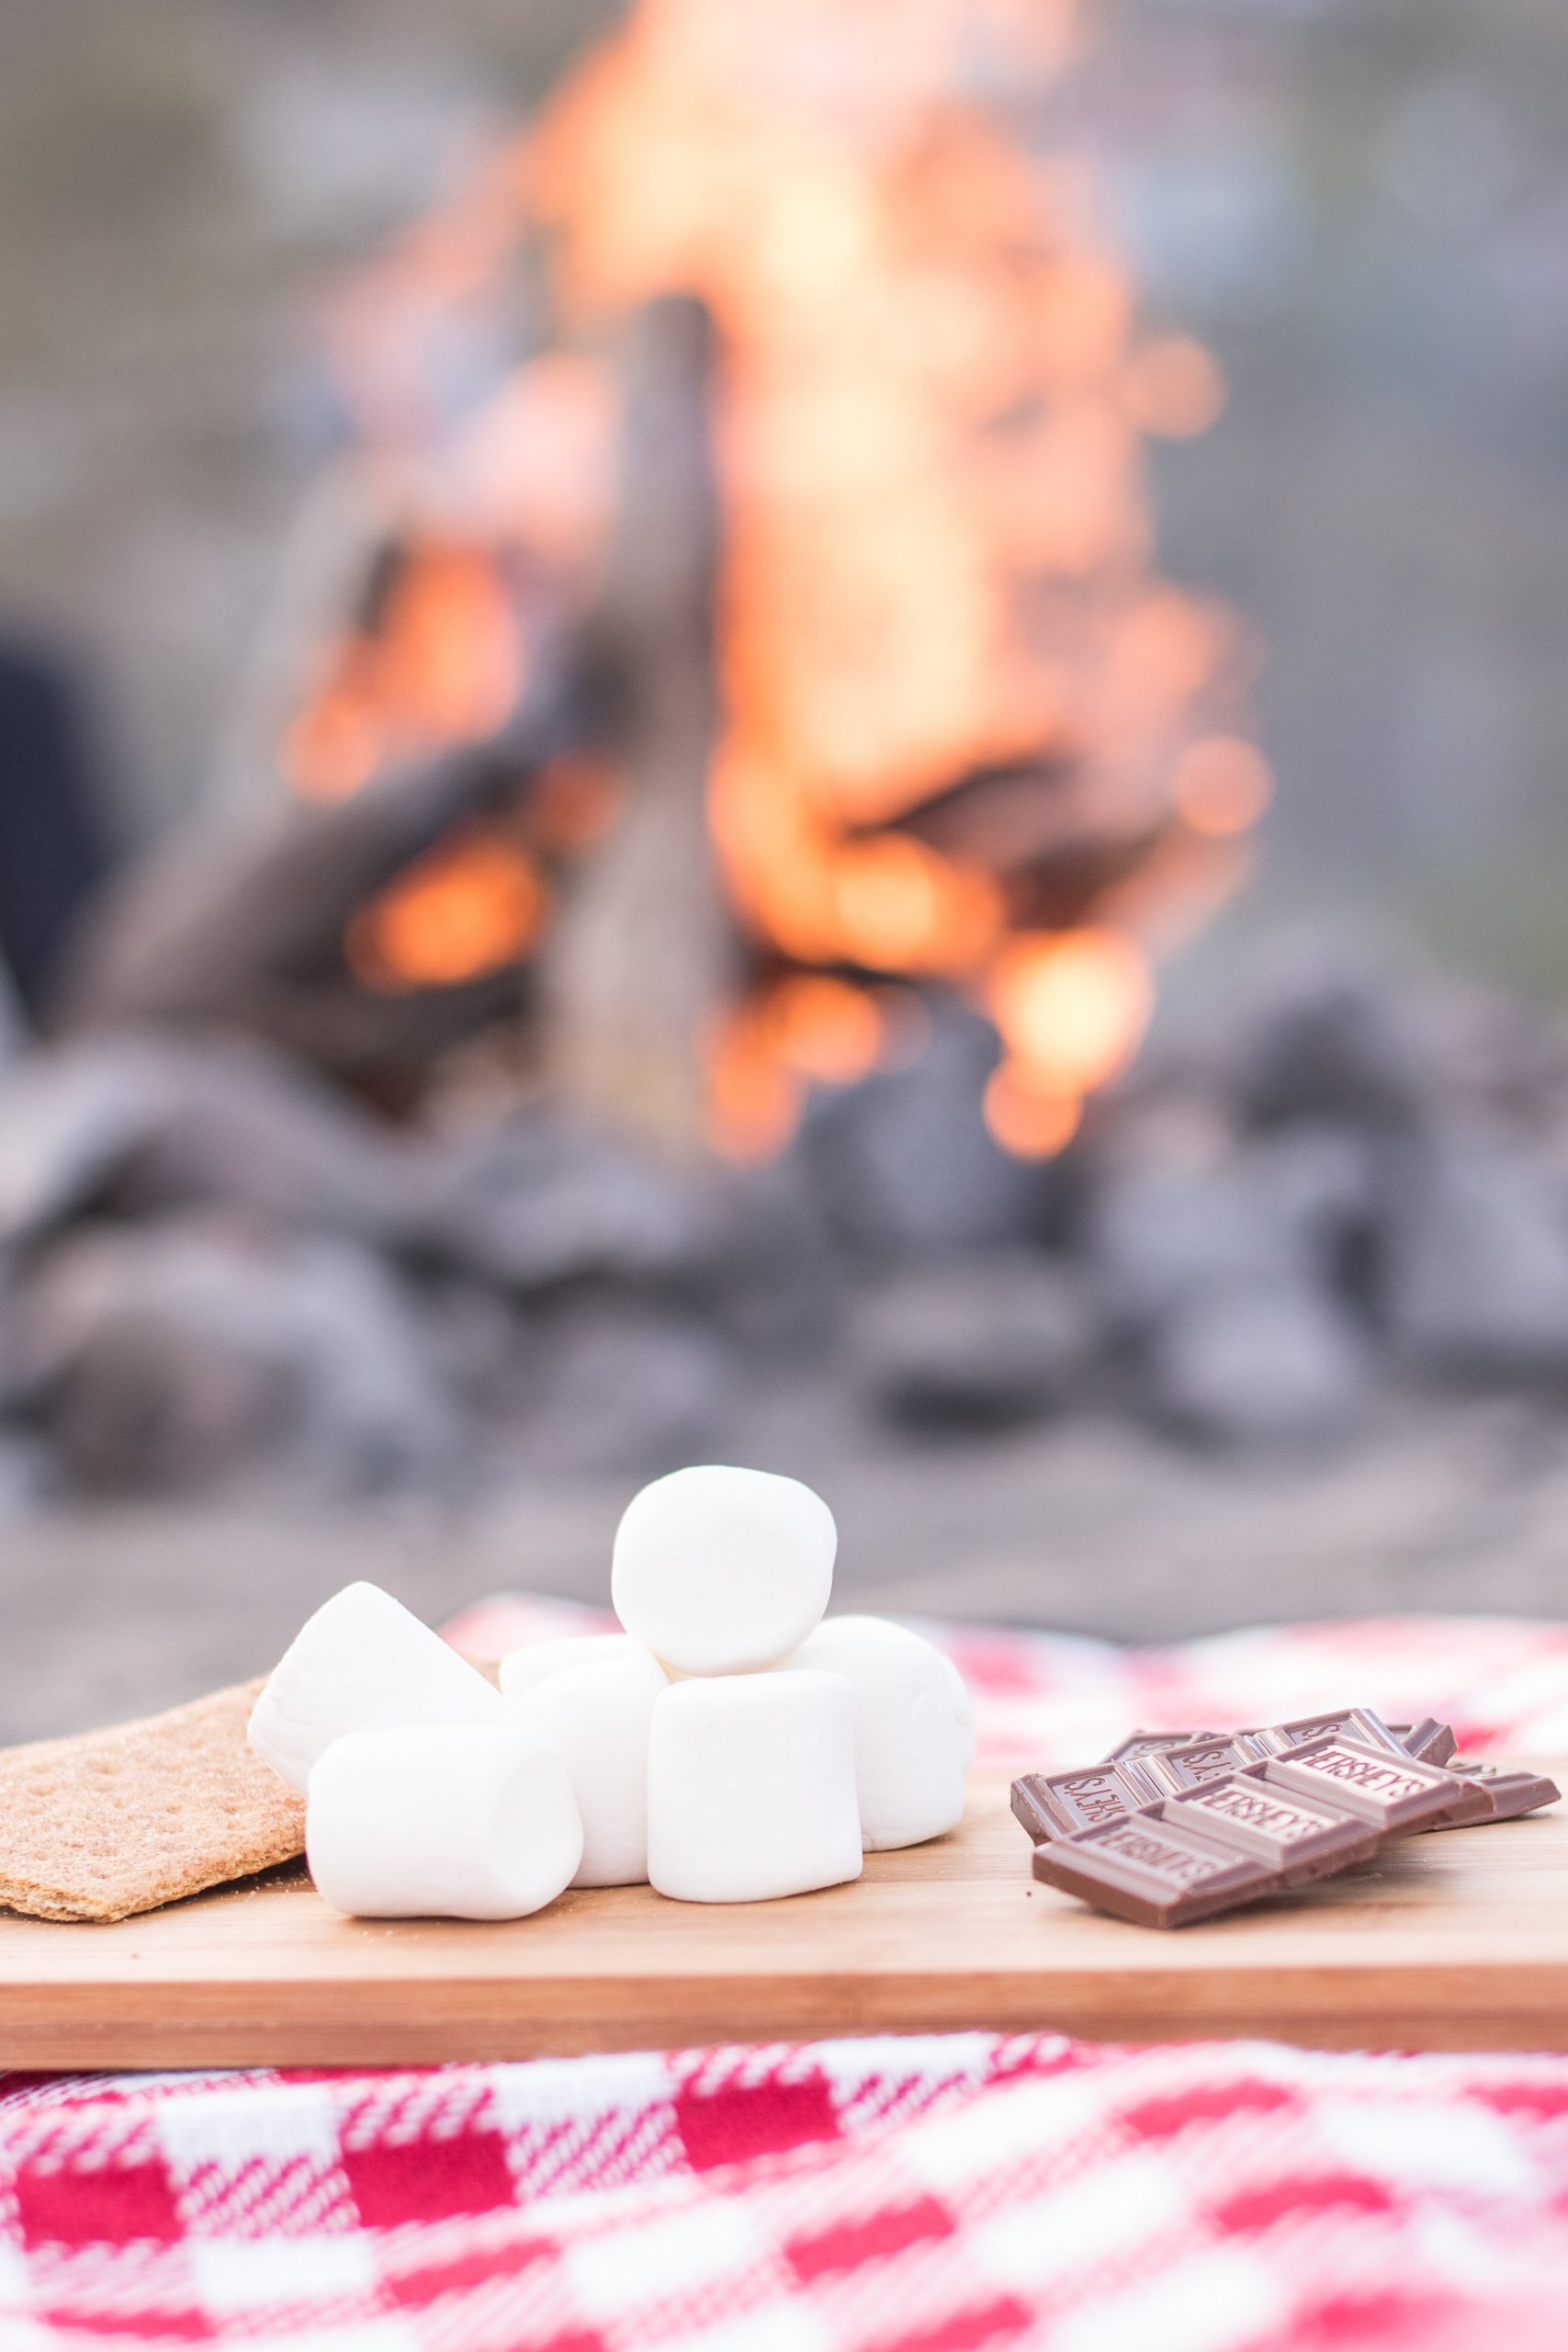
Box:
[13,1216,449,1495]
[416,1279,534,1419]
[1233,956,1433,1133]
[854,1253,1101,1430]
[1086,1112,1380,1333]
[1143,1278,1370,1447]
[687,1153,841,1358]
[1379,1125,1568,1382]
[414,1109,704,1293]
[1230,948,1568,1141]
[798,998,1049,1256]
[1088,1125,1311,1338]
[1081,1105,1376,1445]
[507,1297,729,1475]
[0,1030,425,1250]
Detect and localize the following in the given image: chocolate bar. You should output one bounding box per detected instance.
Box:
[1031,1765,1386,1925]
[1013,1700,1562,1929]
[1032,1812,1280,1928]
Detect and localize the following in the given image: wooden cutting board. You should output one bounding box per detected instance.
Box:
[1,1767,1565,2068]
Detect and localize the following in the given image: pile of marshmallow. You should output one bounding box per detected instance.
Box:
[247,1464,975,1917]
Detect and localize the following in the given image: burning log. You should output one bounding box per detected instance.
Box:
[543,293,730,1162]
[56,714,560,1106]
[60,291,733,1156]
[878,759,1181,933]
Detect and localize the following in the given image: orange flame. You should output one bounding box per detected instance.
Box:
[288,0,1258,1151]
[347,828,547,991]
[707,971,885,1160]
[284,544,522,804]
[983,926,1154,1151]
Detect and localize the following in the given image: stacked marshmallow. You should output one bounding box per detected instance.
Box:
[248,1464,974,1919]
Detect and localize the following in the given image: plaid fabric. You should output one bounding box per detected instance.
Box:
[7,1605,1568,2352]
[446,1595,1568,1767]
[6,2035,1568,2349]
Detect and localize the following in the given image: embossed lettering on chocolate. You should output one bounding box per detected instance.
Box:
[1032,1814,1279,1928]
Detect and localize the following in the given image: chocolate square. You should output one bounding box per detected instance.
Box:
[1010,1760,1157,1842]
[1139,1735,1272,1798]
[1163,1774,1378,1884]
[1257,1736,1472,1834]
[1032,1813,1278,1928]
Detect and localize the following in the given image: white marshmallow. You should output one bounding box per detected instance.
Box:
[780,1616,970,1850]
[249,1581,502,1794]
[612,1464,836,1676]
[504,1646,668,1886]
[647,1669,862,1902]
[498,1632,638,1704]
[307,1722,582,1919]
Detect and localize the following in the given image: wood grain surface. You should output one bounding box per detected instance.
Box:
[0,1768,1564,2068]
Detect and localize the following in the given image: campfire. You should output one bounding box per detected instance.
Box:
[273,0,1264,1159]
[18,2,1566,1507]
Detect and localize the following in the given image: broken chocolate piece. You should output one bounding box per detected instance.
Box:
[1429,1757,1561,1828]
[1010,1759,1159,1842]
[1161,1774,1379,1885]
[1032,1812,1279,1928]
[1257,1736,1480,1835]
[1400,1718,1458,1766]
[1010,1774,1059,1843]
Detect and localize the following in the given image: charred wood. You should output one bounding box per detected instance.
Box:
[53,711,562,1105]
[543,294,732,1161]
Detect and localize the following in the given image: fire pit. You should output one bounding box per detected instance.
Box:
[2,0,1567,1534]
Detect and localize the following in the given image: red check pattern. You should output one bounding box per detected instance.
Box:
[6,1606,1568,2352]
[446,1595,1568,1770]
[7,2035,1568,2351]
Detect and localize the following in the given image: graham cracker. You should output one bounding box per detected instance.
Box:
[0,1678,305,1924]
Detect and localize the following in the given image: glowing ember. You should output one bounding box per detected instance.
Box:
[347,828,547,991]
[708,973,886,1159]
[988,925,1154,1093]
[982,1067,1084,1161]
[287,0,1265,1158]
[284,545,523,804]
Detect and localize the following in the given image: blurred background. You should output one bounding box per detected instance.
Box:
[4,0,1568,1738]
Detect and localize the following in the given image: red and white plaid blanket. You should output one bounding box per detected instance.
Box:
[7,1603,1568,2352]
